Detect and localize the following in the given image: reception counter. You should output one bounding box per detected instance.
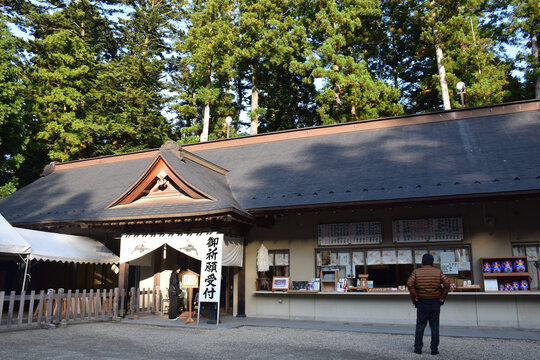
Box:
[250,291,540,329]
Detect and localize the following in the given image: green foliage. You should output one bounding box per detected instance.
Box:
[171,0,236,140]
[304,0,402,123]
[93,0,176,153]
[378,0,518,112]
[0,0,538,195]
[508,0,540,98]
[0,17,26,197]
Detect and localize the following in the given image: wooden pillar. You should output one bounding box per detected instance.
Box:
[224,267,231,313]
[118,262,129,317]
[236,242,246,317]
[118,263,129,292]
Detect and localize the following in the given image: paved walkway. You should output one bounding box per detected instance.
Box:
[122,313,540,341]
[1,314,539,359]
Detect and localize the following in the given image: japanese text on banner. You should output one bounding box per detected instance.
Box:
[199,234,222,303]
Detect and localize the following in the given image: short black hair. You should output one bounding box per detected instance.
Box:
[422,253,434,266]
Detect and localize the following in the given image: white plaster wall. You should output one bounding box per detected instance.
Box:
[244,199,540,329]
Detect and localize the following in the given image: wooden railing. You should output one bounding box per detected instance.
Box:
[0,286,163,331]
[127,287,163,318]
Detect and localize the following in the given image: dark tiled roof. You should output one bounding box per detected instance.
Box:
[193,110,540,210]
[0,148,247,223]
[0,103,538,224]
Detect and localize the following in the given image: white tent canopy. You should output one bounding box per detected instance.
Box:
[120,232,243,267]
[0,213,31,255]
[15,227,119,264]
[1,213,119,264]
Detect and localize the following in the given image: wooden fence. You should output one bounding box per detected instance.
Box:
[0,286,163,331]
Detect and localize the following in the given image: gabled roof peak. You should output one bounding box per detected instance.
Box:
[107,154,214,208]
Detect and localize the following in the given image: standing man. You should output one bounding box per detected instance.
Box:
[407,253,450,355]
[168,264,182,321]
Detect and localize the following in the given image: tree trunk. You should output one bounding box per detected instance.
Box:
[431,2,451,110]
[333,64,342,110]
[533,32,539,99]
[250,68,258,135]
[200,103,210,142]
[436,43,451,110]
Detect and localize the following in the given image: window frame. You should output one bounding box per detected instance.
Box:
[315,244,473,288]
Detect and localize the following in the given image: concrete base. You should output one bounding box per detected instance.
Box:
[250,291,540,329]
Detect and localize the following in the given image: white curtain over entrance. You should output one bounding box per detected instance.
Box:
[120,232,243,267]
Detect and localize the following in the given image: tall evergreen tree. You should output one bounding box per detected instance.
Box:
[94,0,176,153]
[173,0,236,142]
[509,0,539,98]
[377,1,440,113]
[304,0,401,123]
[22,0,116,163]
[380,0,513,111]
[237,0,303,134]
[0,18,27,197]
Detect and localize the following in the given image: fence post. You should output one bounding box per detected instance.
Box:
[28,290,36,326]
[36,290,45,325]
[74,289,80,320]
[56,288,64,324]
[102,289,107,318]
[127,287,136,319]
[136,288,141,313]
[154,286,159,314]
[45,289,54,327]
[90,289,95,319]
[95,289,101,318]
[7,291,15,328]
[0,291,4,326]
[17,290,25,327]
[113,288,119,319]
[140,288,145,313]
[66,289,72,323]
[120,288,125,317]
[81,289,87,320]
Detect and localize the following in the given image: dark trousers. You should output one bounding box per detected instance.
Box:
[414,298,441,352]
[168,293,178,319]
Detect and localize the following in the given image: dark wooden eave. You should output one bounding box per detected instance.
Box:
[247,190,540,216]
[9,208,272,232]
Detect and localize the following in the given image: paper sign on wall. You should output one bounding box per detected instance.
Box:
[484,279,498,291]
[441,262,458,274]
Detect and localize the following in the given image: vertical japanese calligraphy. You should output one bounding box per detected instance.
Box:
[199,233,223,302]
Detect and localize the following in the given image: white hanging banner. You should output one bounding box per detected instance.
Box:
[120,233,242,266]
[199,233,223,303]
[120,234,165,263]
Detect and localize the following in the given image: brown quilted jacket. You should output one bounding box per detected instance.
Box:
[407,265,450,302]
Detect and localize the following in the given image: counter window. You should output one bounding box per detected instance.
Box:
[268,250,289,277]
[316,246,471,289]
[513,244,539,290]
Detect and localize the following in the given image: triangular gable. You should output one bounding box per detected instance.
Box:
[107,154,215,208]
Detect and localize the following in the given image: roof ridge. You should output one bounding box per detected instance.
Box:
[42,149,160,175]
[183,100,540,152]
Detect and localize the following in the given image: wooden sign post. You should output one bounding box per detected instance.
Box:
[181,269,199,324]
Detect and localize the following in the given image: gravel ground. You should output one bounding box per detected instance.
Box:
[1,322,539,360]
